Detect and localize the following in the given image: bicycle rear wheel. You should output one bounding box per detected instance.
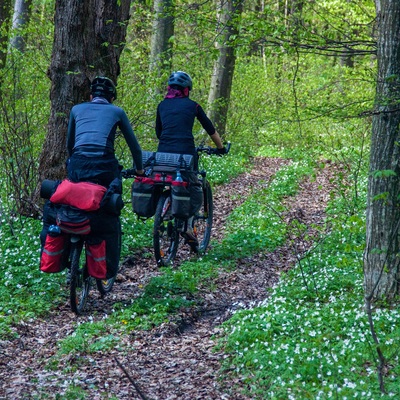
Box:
[194,180,213,253]
[69,239,90,315]
[154,192,179,266]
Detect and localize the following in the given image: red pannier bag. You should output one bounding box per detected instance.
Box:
[40,233,67,273]
[85,239,107,279]
[50,180,107,211]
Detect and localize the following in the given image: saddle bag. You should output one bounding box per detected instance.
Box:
[56,205,91,235]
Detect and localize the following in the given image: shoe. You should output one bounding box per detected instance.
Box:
[181,229,199,252]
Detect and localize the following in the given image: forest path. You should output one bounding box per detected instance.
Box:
[0,157,337,399]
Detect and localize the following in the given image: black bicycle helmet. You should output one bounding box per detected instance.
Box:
[90,76,117,100]
[168,71,192,90]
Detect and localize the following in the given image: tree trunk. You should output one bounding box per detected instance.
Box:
[149,0,174,92]
[207,0,243,136]
[10,0,32,52]
[0,0,12,73]
[35,0,130,197]
[364,0,400,301]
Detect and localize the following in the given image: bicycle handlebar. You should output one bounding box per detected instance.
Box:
[121,168,138,179]
[196,142,231,156]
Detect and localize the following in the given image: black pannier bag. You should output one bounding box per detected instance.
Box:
[181,170,203,217]
[133,151,197,219]
[171,177,191,219]
[190,182,203,216]
[131,176,157,218]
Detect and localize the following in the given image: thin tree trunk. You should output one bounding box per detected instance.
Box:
[149,0,174,92]
[364,0,400,300]
[10,0,32,52]
[207,0,243,136]
[0,0,12,75]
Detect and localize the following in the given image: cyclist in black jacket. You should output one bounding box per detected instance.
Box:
[156,71,225,159]
[155,71,227,248]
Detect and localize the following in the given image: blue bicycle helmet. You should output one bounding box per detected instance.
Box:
[168,71,192,90]
[90,76,117,100]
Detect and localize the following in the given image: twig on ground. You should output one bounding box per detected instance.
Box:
[114,357,151,400]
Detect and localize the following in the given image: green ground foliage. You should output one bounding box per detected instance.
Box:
[2,1,398,398]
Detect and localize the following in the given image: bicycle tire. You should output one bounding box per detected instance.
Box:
[153,192,179,266]
[96,218,121,295]
[194,180,213,253]
[69,239,90,315]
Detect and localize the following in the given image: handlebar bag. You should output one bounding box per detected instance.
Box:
[85,237,107,279]
[131,176,157,218]
[40,233,68,273]
[50,180,107,212]
[56,205,91,235]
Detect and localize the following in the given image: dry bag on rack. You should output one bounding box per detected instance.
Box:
[50,180,107,212]
[141,151,194,172]
[131,176,157,218]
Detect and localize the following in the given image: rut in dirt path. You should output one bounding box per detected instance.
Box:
[0,157,336,400]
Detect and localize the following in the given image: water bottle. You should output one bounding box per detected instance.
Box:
[172,170,187,188]
[175,171,183,182]
[48,224,61,237]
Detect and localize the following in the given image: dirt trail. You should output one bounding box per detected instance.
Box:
[0,157,336,399]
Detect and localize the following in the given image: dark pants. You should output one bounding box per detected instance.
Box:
[67,154,121,187]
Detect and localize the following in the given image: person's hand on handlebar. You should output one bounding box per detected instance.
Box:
[213,143,230,156]
[136,169,145,176]
[216,147,228,156]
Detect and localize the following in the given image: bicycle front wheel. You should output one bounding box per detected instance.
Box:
[194,180,213,253]
[154,192,179,266]
[69,239,90,315]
